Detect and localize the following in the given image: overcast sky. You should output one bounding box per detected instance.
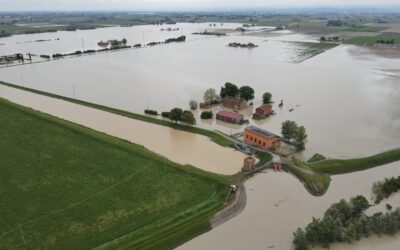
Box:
[1,0,400,11]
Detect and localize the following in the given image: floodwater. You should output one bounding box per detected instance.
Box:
[179,161,400,250]
[0,23,399,159]
[1,23,400,250]
[0,84,245,175]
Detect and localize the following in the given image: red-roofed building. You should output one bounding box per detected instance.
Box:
[255,104,273,117]
[216,110,244,124]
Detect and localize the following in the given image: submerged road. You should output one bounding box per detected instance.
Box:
[0,84,245,175]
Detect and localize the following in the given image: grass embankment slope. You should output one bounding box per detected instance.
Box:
[291,150,400,196]
[0,98,229,249]
[0,81,232,147]
[307,150,400,175]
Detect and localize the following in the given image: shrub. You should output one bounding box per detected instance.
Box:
[144,109,158,116]
[200,111,213,119]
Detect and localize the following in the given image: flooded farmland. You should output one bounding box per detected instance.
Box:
[1,22,400,250]
[0,23,399,159]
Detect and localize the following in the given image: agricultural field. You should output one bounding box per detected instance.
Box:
[344,32,400,45]
[284,41,338,63]
[0,98,229,249]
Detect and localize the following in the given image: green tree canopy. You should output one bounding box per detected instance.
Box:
[263,92,272,104]
[169,108,183,123]
[239,86,255,101]
[294,125,308,150]
[220,82,239,98]
[181,110,196,125]
[281,120,297,141]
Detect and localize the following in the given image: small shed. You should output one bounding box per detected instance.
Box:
[255,104,273,118]
[272,154,282,171]
[243,156,256,171]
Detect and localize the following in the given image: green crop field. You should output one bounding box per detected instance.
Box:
[344,32,400,45]
[0,98,229,249]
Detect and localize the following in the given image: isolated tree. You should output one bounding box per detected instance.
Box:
[239,86,254,101]
[181,110,196,125]
[281,120,297,141]
[203,88,219,104]
[294,125,307,150]
[263,92,272,104]
[220,82,239,98]
[189,100,198,110]
[122,38,127,44]
[169,108,183,123]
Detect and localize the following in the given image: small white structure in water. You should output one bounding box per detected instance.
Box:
[272,154,282,171]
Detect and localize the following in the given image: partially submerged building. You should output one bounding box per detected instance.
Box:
[216,110,244,124]
[243,156,256,171]
[221,97,247,110]
[244,125,281,150]
[253,104,273,119]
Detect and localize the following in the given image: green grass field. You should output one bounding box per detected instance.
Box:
[344,32,400,45]
[0,98,229,249]
[342,26,387,32]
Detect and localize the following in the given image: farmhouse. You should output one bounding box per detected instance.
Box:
[222,97,247,110]
[216,110,244,124]
[254,104,273,119]
[244,125,281,150]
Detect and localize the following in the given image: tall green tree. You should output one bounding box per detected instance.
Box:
[294,125,308,150]
[169,108,183,123]
[181,110,196,125]
[220,82,239,98]
[239,86,254,101]
[263,92,272,104]
[281,120,297,141]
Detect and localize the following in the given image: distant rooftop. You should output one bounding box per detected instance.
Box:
[245,125,279,138]
[217,110,243,120]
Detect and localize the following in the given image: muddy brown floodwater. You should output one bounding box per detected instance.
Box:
[1,25,399,159]
[0,84,245,175]
[179,161,400,250]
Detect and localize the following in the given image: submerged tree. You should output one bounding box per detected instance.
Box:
[189,100,198,110]
[239,86,254,101]
[169,108,183,123]
[203,88,220,104]
[262,92,272,104]
[181,110,196,125]
[220,82,239,98]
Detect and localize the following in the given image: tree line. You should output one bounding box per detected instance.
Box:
[293,195,400,250]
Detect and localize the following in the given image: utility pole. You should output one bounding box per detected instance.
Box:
[81,38,86,51]
[72,85,76,99]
